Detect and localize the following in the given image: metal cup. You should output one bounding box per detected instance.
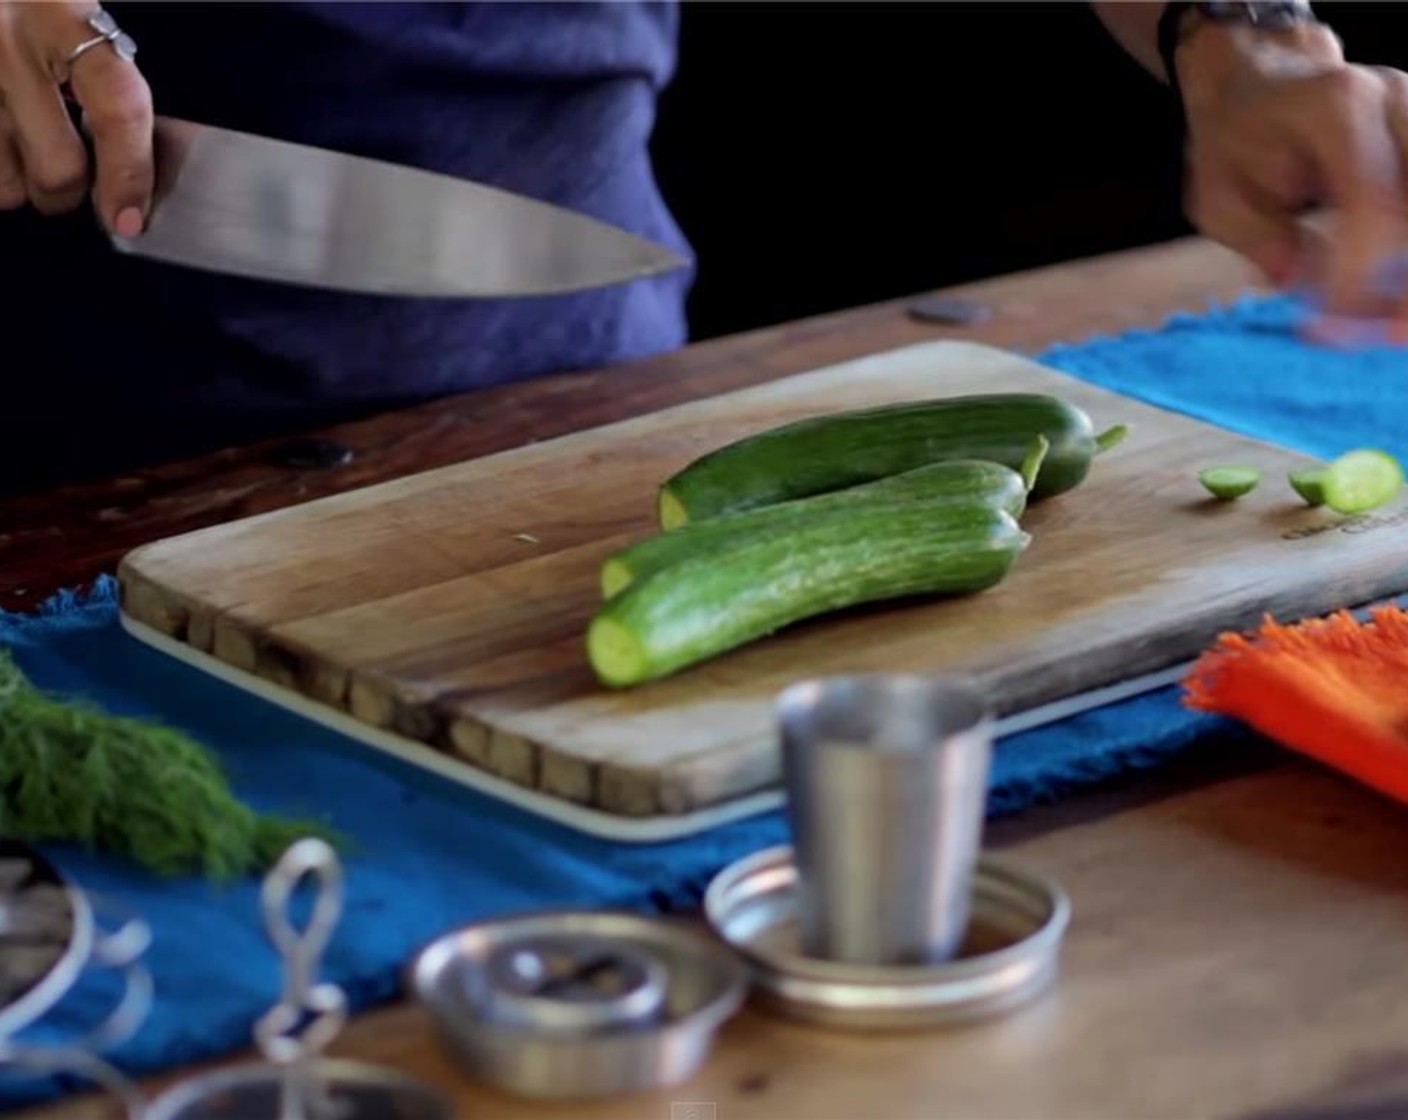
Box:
[778,674,993,967]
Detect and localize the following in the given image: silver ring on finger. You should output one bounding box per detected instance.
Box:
[65,9,138,68]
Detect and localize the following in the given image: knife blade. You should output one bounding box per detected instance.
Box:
[108,116,689,298]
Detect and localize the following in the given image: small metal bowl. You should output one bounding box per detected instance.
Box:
[705,845,1069,1030]
[470,933,671,1032]
[409,910,748,1100]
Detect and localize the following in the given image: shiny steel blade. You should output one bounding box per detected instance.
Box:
[110,117,689,297]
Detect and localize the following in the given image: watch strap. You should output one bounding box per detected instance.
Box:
[1156,1,1319,132]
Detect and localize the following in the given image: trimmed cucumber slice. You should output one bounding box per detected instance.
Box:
[1019,434,1050,493]
[601,557,634,600]
[1321,449,1405,514]
[587,616,646,686]
[1287,468,1327,507]
[1199,465,1261,500]
[659,489,691,531]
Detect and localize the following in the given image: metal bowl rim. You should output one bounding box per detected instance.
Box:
[703,844,1070,986]
[0,844,93,1041]
[141,1058,455,1120]
[407,907,749,1041]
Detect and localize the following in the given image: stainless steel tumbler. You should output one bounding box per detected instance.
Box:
[778,674,993,966]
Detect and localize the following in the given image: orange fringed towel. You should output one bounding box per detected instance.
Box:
[1185,605,1408,804]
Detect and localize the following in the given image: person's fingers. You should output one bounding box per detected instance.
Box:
[1374,64,1408,152]
[0,103,27,210]
[0,2,152,228]
[1371,66,1408,334]
[0,30,87,214]
[65,44,151,235]
[1300,308,1398,348]
[1297,68,1408,318]
[1185,165,1305,287]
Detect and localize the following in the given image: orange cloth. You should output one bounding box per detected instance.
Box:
[1184,606,1408,804]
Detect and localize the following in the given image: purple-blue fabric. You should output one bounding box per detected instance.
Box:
[1,2,690,489]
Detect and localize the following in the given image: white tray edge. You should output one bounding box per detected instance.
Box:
[118,612,1191,843]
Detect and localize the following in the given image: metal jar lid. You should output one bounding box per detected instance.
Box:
[409,910,748,1100]
[704,845,1070,1030]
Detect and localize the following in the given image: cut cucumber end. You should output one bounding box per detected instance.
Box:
[587,615,646,688]
[600,558,634,600]
[1287,467,1327,507]
[1019,434,1050,493]
[658,488,689,531]
[1321,449,1406,514]
[1094,424,1130,454]
[1199,465,1261,500]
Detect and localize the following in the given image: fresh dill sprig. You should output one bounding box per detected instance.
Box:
[0,650,339,880]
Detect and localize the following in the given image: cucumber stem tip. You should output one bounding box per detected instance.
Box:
[1095,424,1129,454]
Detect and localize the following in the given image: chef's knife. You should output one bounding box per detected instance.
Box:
[108,116,689,298]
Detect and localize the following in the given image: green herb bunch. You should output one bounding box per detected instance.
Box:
[0,650,337,880]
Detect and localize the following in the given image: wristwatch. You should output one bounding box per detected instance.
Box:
[1157,2,1322,127]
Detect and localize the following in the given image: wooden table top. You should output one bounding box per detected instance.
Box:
[16,238,1407,1120]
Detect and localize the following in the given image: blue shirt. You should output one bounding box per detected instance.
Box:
[4,2,691,489]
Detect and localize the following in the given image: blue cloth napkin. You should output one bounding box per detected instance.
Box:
[2,292,1405,1110]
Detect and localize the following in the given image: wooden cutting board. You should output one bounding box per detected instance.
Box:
[117,340,1408,825]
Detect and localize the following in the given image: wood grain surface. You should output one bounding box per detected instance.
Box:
[28,239,1400,1120]
[117,338,1408,820]
[23,753,1408,1120]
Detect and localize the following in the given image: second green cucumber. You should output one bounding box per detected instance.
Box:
[604,457,1032,598]
[588,503,1029,688]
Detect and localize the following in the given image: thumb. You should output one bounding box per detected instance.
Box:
[67,44,153,236]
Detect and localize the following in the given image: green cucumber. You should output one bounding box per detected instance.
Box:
[1288,468,1327,507]
[588,504,1029,688]
[1321,449,1405,514]
[604,458,1032,599]
[658,393,1125,529]
[1199,465,1261,500]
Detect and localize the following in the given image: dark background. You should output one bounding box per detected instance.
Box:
[650,2,1405,343]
